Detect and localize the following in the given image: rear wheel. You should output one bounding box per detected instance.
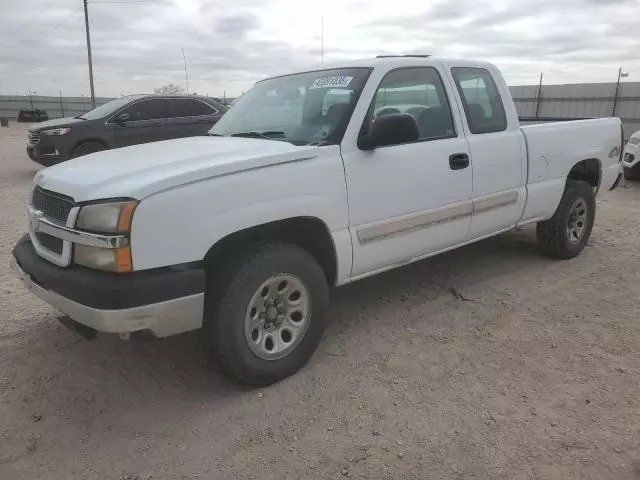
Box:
[71,141,106,158]
[203,242,329,386]
[536,180,595,259]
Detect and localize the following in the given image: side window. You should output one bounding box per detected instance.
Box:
[451,67,507,134]
[188,99,217,116]
[120,99,165,121]
[166,99,190,119]
[370,67,456,141]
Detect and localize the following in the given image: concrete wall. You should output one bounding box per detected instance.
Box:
[509,82,640,140]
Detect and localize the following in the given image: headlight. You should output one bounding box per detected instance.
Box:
[76,200,137,233]
[629,136,640,146]
[74,200,137,272]
[41,128,71,136]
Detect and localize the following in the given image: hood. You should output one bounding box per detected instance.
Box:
[35,136,318,202]
[29,117,89,131]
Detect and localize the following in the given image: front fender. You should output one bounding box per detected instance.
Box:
[130,147,349,272]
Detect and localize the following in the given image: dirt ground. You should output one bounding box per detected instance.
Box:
[1,121,640,480]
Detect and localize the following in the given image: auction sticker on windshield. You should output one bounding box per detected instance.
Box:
[310,76,353,89]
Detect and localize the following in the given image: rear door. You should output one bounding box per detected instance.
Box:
[166,98,221,139]
[189,99,224,132]
[114,98,167,147]
[446,65,527,238]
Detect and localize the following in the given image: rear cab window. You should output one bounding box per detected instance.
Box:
[452,67,507,134]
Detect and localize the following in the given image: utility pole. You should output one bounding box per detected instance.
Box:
[535,73,543,119]
[83,0,96,108]
[182,48,189,94]
[612,67,628,117]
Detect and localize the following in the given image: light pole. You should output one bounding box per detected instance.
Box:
[612,67,628,117]
[83,0,96,108]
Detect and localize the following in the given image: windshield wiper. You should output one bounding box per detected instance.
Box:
[229,131,286,140]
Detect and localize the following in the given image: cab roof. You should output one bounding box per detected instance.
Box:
[263,56,497,81]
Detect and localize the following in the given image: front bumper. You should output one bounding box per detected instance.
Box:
[26,133,72,166]
[622,143,639,168]
[11,236,205,337]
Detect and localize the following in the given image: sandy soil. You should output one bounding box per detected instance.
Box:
[1,121,640,480]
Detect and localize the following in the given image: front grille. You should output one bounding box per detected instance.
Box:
[27,130,41,145]
[32,187,74,224]
[35,232,64,254]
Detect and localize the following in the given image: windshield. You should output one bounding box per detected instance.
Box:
[211,68,371,145]
[78,96,141,120]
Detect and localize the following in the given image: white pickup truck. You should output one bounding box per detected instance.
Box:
[11,56,623,386]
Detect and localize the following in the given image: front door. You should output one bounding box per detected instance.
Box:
[114,98,167,147]
[341,66,473,277]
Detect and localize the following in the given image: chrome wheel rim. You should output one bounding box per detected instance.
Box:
[244,274,311,360]
[566,198,588,244]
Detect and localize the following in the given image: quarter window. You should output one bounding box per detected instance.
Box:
[452,67,507,134]
[189,99,216,116]
[369,67,456,142]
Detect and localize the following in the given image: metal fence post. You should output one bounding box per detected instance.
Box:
[59,90,65,118]
[535,73,543,119]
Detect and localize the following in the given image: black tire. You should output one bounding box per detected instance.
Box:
[536,180,596,259]
[71,141,106,158]
[203,242,329,386]
[623,166,640,181]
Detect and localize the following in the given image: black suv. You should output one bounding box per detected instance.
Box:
[26,94,227,166]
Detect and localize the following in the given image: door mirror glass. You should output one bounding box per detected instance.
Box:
[359,113,419,150]
[116,113,131,124]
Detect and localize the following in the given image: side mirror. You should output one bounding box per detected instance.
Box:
[116,113,131,125]
[358,113,419,150]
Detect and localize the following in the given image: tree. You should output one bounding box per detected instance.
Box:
[153,84,185,95]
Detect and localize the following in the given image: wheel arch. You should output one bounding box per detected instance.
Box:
[203,216,339,286]
[567,158,601,192]
[71,137,110,155]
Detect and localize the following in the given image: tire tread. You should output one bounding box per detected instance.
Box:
[536,179,595,259]
[205,242,328,386]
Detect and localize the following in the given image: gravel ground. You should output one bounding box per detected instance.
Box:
[1,121,640,480]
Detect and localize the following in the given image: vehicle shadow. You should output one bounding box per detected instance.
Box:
[3,227,546,427]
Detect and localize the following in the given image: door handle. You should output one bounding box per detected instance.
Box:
[449,153,470,170]
[150,121,164,126]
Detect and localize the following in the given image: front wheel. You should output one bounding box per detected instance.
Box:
[536,180,596,259]
[204,242,329,386]
[71,141,106,158]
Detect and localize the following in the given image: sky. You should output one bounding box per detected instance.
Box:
[1,0,639,98]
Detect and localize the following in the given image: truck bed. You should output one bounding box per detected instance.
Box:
[518,117,622,223]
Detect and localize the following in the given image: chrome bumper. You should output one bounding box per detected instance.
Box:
[29,203,128,249]
[11,257,204,337]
